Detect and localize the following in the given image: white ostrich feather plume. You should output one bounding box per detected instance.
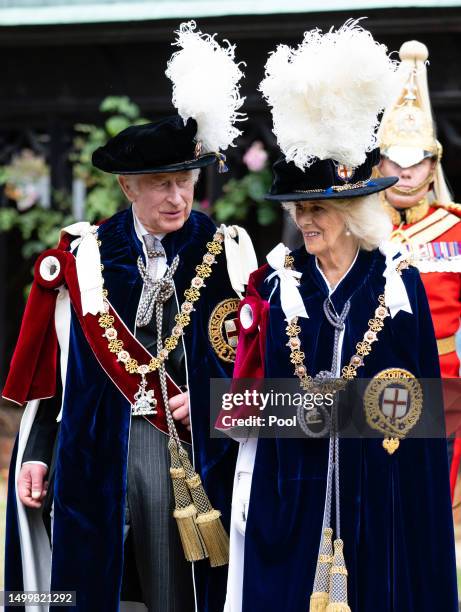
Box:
[166,21,246,153]
[260,19,400,170]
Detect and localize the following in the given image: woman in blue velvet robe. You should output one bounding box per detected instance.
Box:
[227,153,458,612]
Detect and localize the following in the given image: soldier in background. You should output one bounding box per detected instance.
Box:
[377,40,461,496]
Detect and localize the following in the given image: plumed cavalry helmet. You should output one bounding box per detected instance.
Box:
[377,40,452,204]
[92,21,246,175]
[260,19,400,201]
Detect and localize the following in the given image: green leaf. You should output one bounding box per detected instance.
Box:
[0,209,19,230]
[257,203,278,226]
[22,240,46,259]
[214,201,236,222]
[246,176,267,201]
[100,96,140,120]
[105,116,131,137]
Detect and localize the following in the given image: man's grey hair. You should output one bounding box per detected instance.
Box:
[191,168,201,184]
[282,193,392,251]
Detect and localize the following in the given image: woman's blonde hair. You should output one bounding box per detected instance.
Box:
[282,193,392,251]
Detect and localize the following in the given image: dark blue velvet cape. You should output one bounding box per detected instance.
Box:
[5,208,237,612]
[242,247,458,612]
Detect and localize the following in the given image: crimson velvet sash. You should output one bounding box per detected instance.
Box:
[214,265,270,431]
[3,245,190,443]
[233,264,271,380]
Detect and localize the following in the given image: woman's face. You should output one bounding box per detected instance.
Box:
[294,200,350,257]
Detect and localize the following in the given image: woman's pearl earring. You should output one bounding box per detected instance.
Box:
[345,225,351,236]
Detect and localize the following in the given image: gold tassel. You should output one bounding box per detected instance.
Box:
[173,502,206,562]
[310,592,330,612]
[326,539,351,612]
[195,509,230,567]
[178,445,230,567]
[309,527,334,612]
[168,439,207,561]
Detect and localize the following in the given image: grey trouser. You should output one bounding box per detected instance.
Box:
[126,417,195,612]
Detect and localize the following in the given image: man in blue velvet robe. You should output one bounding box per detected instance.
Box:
[3,116,256,612]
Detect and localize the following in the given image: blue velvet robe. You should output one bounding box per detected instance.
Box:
[5,208,237,612]
[242,247,458,612]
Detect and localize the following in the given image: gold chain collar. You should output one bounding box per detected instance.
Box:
[96,229,225,376]
[282,255,399,390]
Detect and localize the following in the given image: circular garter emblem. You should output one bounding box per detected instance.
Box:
[208,298,240,363]
[34,249,68,289]
[364,368,423,455]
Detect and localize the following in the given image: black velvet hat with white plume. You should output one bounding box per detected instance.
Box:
[92,21,245,175]
[260,19,400,201]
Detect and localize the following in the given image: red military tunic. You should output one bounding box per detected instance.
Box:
[391,203,461,378]
[391,202,461,497]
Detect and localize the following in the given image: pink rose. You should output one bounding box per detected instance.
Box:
[243,141,268,172]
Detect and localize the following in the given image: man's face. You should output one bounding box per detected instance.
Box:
[118,171,196,234]
[378,157,435,210]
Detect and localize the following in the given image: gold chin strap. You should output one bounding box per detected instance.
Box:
[390,172,434,196]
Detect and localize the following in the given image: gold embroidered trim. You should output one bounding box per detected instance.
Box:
[433,201,461,215]
[364,368,423,454]
[293,180,370,195]
[382,195,430,226]
[389,207,458,245]
[437,334,456,356]
[208,298,240,363]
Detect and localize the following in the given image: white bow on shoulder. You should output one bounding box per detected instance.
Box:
[61,222,105,316]
[379,241,413,319]
[220,224,258,299]
[265,243,308,321]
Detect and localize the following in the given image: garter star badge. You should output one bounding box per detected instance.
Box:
[208,298,240,363]
[364,368,422,454]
